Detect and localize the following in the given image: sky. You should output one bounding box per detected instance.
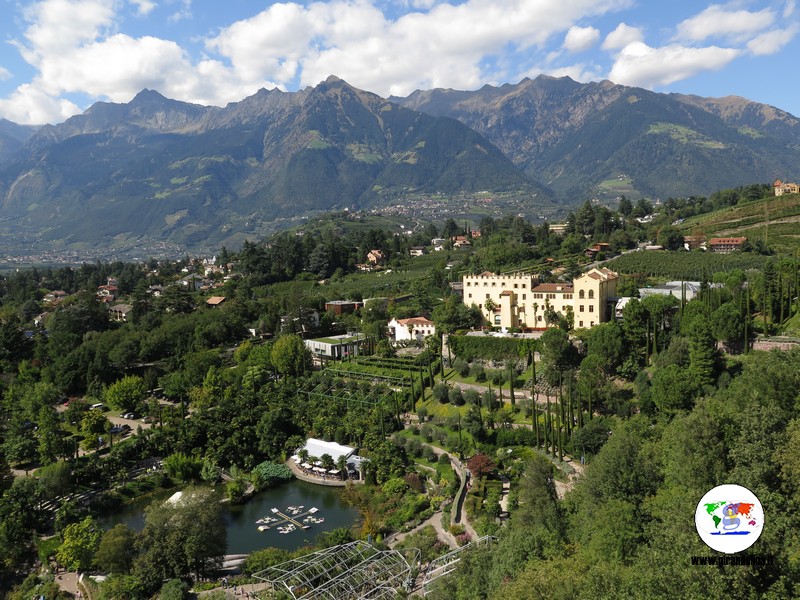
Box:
[0,0,798,125]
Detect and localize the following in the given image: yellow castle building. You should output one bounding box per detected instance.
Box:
[462,267,618,330]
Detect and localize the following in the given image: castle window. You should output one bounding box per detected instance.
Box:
[579,290,585,299]
[588,290,595,299]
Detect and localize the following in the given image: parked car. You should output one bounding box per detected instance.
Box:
[121,412,136,420]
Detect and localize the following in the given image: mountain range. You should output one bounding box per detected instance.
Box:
[392,76,800,199]
[1,75,798,255]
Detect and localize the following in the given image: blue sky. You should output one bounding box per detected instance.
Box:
[0,0,798,124]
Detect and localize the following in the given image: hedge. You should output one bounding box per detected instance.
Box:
[449,335,535,362]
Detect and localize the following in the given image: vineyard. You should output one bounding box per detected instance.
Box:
[678,193,800,254]
[607,250,770,280]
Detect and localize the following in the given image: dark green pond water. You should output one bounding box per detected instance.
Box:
[99,480,359,554]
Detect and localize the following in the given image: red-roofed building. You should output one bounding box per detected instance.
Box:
[774,180,799,196]
[708,237,747,253]
[388,316,436,342]
[97,285,119,301]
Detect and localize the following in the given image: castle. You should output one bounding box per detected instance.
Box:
[462,267,619,330]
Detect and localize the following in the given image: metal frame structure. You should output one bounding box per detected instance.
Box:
[254,541,418,600]
[298,377,401,409]
[421,535,496,596]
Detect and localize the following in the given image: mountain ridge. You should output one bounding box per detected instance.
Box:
[0,77,539,254]
[391,75,800,199]
[1,74,799,256]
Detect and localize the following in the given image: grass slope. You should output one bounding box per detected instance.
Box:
[678,193,800,254]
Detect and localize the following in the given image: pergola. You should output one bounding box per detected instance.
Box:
[254,541,418,599]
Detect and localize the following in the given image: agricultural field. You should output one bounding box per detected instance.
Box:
[595,174,642,201]
[678,193,800,254]
[607,250,771,280]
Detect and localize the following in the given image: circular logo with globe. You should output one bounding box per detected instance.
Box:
[695,484,764,553]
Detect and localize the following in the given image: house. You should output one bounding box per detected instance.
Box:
[431,238,446,247]
[585,242,611,258]
[708,237,746,253]
[367,250,384,264]
[683,235,705,250]
[205,296,226,308]
[97,285,119,301]
[180,275,207,291]
[452,236,472,249]
[43,290,67,304]
[109,304,133,322]
[324,300,363,315]
[549,223,568,236]
[388,317,436,343]
[147,285,164,297]
[304,333,363,362]
[409,246,425,257]
[774,179,799,196]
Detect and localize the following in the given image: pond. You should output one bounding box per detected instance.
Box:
[99,480,360,554]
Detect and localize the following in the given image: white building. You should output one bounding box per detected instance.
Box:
[388,317,436,342]
[304,333,363,361]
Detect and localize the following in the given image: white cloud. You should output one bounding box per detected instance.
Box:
[608,41,740,88]
[0,83,81,124]
[784,0,796,18]
[207,0,634,98]
[675,4,775,43]
[17,0,116,62]
[129,0,157,17]
[168,0,192,23]
[747,24,799,55]
[602,22,643,50]
[0,66,11,81]
[563,25,600,53]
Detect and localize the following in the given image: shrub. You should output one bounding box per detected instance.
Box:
[433,383,450,403]
[226,479,247,503]
[453,358,470,378]
[252,461,294,491]
[162,452,203,483]
[383,477,409,496]
[470,363,486,382]
[448,387,464,406]
[464,389,480,406]
[404,472,425,493]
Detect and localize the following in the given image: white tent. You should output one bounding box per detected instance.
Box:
[299,438,356,463]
